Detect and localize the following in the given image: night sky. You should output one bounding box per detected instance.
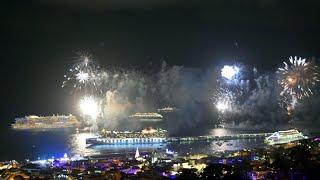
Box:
[2,0,320,128]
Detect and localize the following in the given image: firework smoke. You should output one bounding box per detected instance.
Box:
[212,64,288,127]
[62,52,320,133]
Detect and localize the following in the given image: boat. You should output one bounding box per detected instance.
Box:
[157,107,177,113]
[12,115,79,129]
[264,129,308,145]
[86,127,167,145]
[129,113,163,122]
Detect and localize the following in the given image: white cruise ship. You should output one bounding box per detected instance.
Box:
[86,127,167,145]
[157,107,177,113]
[12,115,79,129]
[129,113,163,122]
[264,129,307,145]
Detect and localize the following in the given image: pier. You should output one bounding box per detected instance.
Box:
[167,132,273,142]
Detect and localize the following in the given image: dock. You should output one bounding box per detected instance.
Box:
[167,133,273,142]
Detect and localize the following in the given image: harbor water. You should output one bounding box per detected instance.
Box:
[0,127,265,161]
[0,126,318,161]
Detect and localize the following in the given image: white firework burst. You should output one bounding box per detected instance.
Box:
[76,71,90,83]
[220,64,249,90]
[212,87,240,125]
[62,52,102,92]
[221,65,240,80]
[73,51,95,69]
[79,96,100,119]
[212,87,237,113]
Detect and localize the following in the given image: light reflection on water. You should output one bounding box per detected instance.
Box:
[68,128,266,157]
[209,128,266,136]
[67,133,97,156]
[165,138,264,155]
[3,127,318,161]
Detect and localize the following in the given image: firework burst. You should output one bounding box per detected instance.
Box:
[73,51,95,69]
[221,65,242,85]
[212,87,238,124]
[277,56,319,99]
[277,56,319,117]
[221,65,239,80]
[62,52,102,92]
[79,95,100,119]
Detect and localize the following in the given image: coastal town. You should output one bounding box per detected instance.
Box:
[3,1,320,180]
[1,137,320,180]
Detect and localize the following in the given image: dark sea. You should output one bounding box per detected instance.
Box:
[1,125,319,162]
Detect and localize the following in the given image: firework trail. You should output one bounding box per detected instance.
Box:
[278,94,298,116]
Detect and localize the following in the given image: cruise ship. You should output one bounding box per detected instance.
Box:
[129,113,163,122]
[157,107,177,113]
[264,129,307,145]
[86,127,167,145]
[12,115,79,129]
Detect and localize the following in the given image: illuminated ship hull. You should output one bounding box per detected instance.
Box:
[86,137,167,145]
[157,107,177,113]
[130,113,163,122]
[86,128,167,145]
[12,115,79,129]
[132,118,163,122]
[264,129,307,145]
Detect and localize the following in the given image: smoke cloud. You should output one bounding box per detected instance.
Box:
[67,60,320,134]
